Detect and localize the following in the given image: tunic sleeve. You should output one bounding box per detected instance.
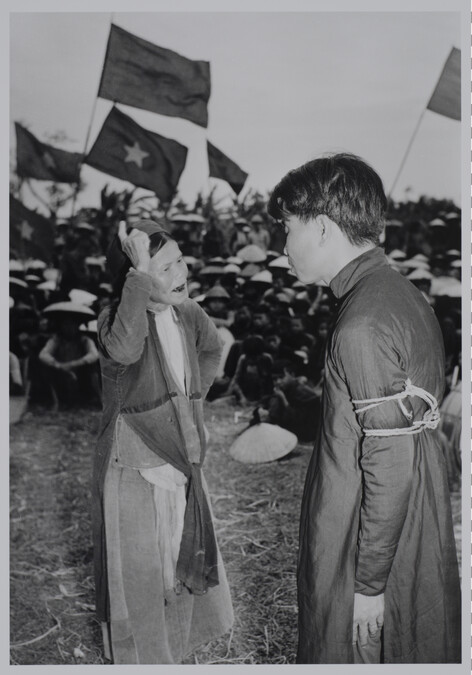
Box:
[335,320,415,596]
[98,269,152,365]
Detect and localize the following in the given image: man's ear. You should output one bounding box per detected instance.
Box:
[317,214,336,244]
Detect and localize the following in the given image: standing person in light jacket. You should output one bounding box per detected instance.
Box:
[268,153,461,664]
[92,219,233,664]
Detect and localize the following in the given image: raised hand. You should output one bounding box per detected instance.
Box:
[118,221,151,274]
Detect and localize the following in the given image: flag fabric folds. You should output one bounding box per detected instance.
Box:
[10,194,55,263]
[15,123,83,183]
[98,24,211,128]
[207,141,248,195]
[84,106,188,203]
[426,47,461,121]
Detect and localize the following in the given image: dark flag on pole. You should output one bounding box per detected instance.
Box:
[207,141,248,195]
[98,24,211,128]
[84,106,188,202]
[426,47,461,121]
[10,194,55,263]
[15,123,83,183]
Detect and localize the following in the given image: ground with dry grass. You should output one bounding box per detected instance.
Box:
[10,399,461,665]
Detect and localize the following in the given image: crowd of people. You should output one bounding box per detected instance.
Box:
[9,203,461,476]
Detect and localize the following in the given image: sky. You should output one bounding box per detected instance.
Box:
[9,8,464,217]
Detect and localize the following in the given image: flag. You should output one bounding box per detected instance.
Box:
[10,194,55,263]
[84,106,188,203]
[426,47,461,121]
[15,123,83,183]
[207,141,248,195]
[98,24,211,128]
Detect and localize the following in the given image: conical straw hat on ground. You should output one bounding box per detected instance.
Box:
[229,423,298,464]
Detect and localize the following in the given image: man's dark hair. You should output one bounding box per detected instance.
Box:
[267,153,387,246]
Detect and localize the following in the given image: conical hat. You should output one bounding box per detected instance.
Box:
[407,269,433,281]
[9,260,24,272]
[268,255,291,269]
[69,288,98,306]
[207,256,227,266]
[204,285,231,300]
[250,270,273,284]
[239,263,262,278]
[37,280,57,291]
[387,249,407,260]
[25,259,47,270]
[9,277,28,288]
[199,265,223,276]
[237,244,267,263]
[227,256,243,265]
[223,263,241,275]
[430,277,461,297]
[402,259,430,270]
[43,301,96,319]
[229,423,297,464]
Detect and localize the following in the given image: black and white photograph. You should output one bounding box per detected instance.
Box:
[8,0,470,669]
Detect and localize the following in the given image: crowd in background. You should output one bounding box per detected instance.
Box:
[9,202,462,485]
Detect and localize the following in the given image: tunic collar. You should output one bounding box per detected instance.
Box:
[329,246,389,299]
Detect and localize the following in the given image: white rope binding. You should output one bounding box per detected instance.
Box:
[352,378,440,437]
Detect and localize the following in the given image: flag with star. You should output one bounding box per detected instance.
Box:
[15,123,83,183]
[84,106,188,203]
[207,141,248,195]
[10,194,55,263]
[98,24,211,128]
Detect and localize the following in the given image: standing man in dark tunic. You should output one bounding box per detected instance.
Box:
[268,153,461,665]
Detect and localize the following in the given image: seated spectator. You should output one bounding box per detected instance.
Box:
[227,334,274,406]
[255,358,321,442]
[252,303,275,337]
[280,314,314,351]
[38,302,101,409]
[200,284,233,329]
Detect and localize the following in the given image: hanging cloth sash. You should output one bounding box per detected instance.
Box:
[121,311,219,594]
[352,378,440,437]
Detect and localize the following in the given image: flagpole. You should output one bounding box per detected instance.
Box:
[388,47,459,201]
[70,13,115,220]
[388,108,426,200]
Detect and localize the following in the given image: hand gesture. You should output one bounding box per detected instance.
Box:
[118,221,151,274]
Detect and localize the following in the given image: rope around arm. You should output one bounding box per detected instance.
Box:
[352,379,440,437]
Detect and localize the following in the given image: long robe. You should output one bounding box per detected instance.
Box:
[297,247,461,664]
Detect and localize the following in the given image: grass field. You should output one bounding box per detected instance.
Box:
[9,399,462,665]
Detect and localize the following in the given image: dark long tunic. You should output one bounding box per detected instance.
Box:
[297,247,461,664]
